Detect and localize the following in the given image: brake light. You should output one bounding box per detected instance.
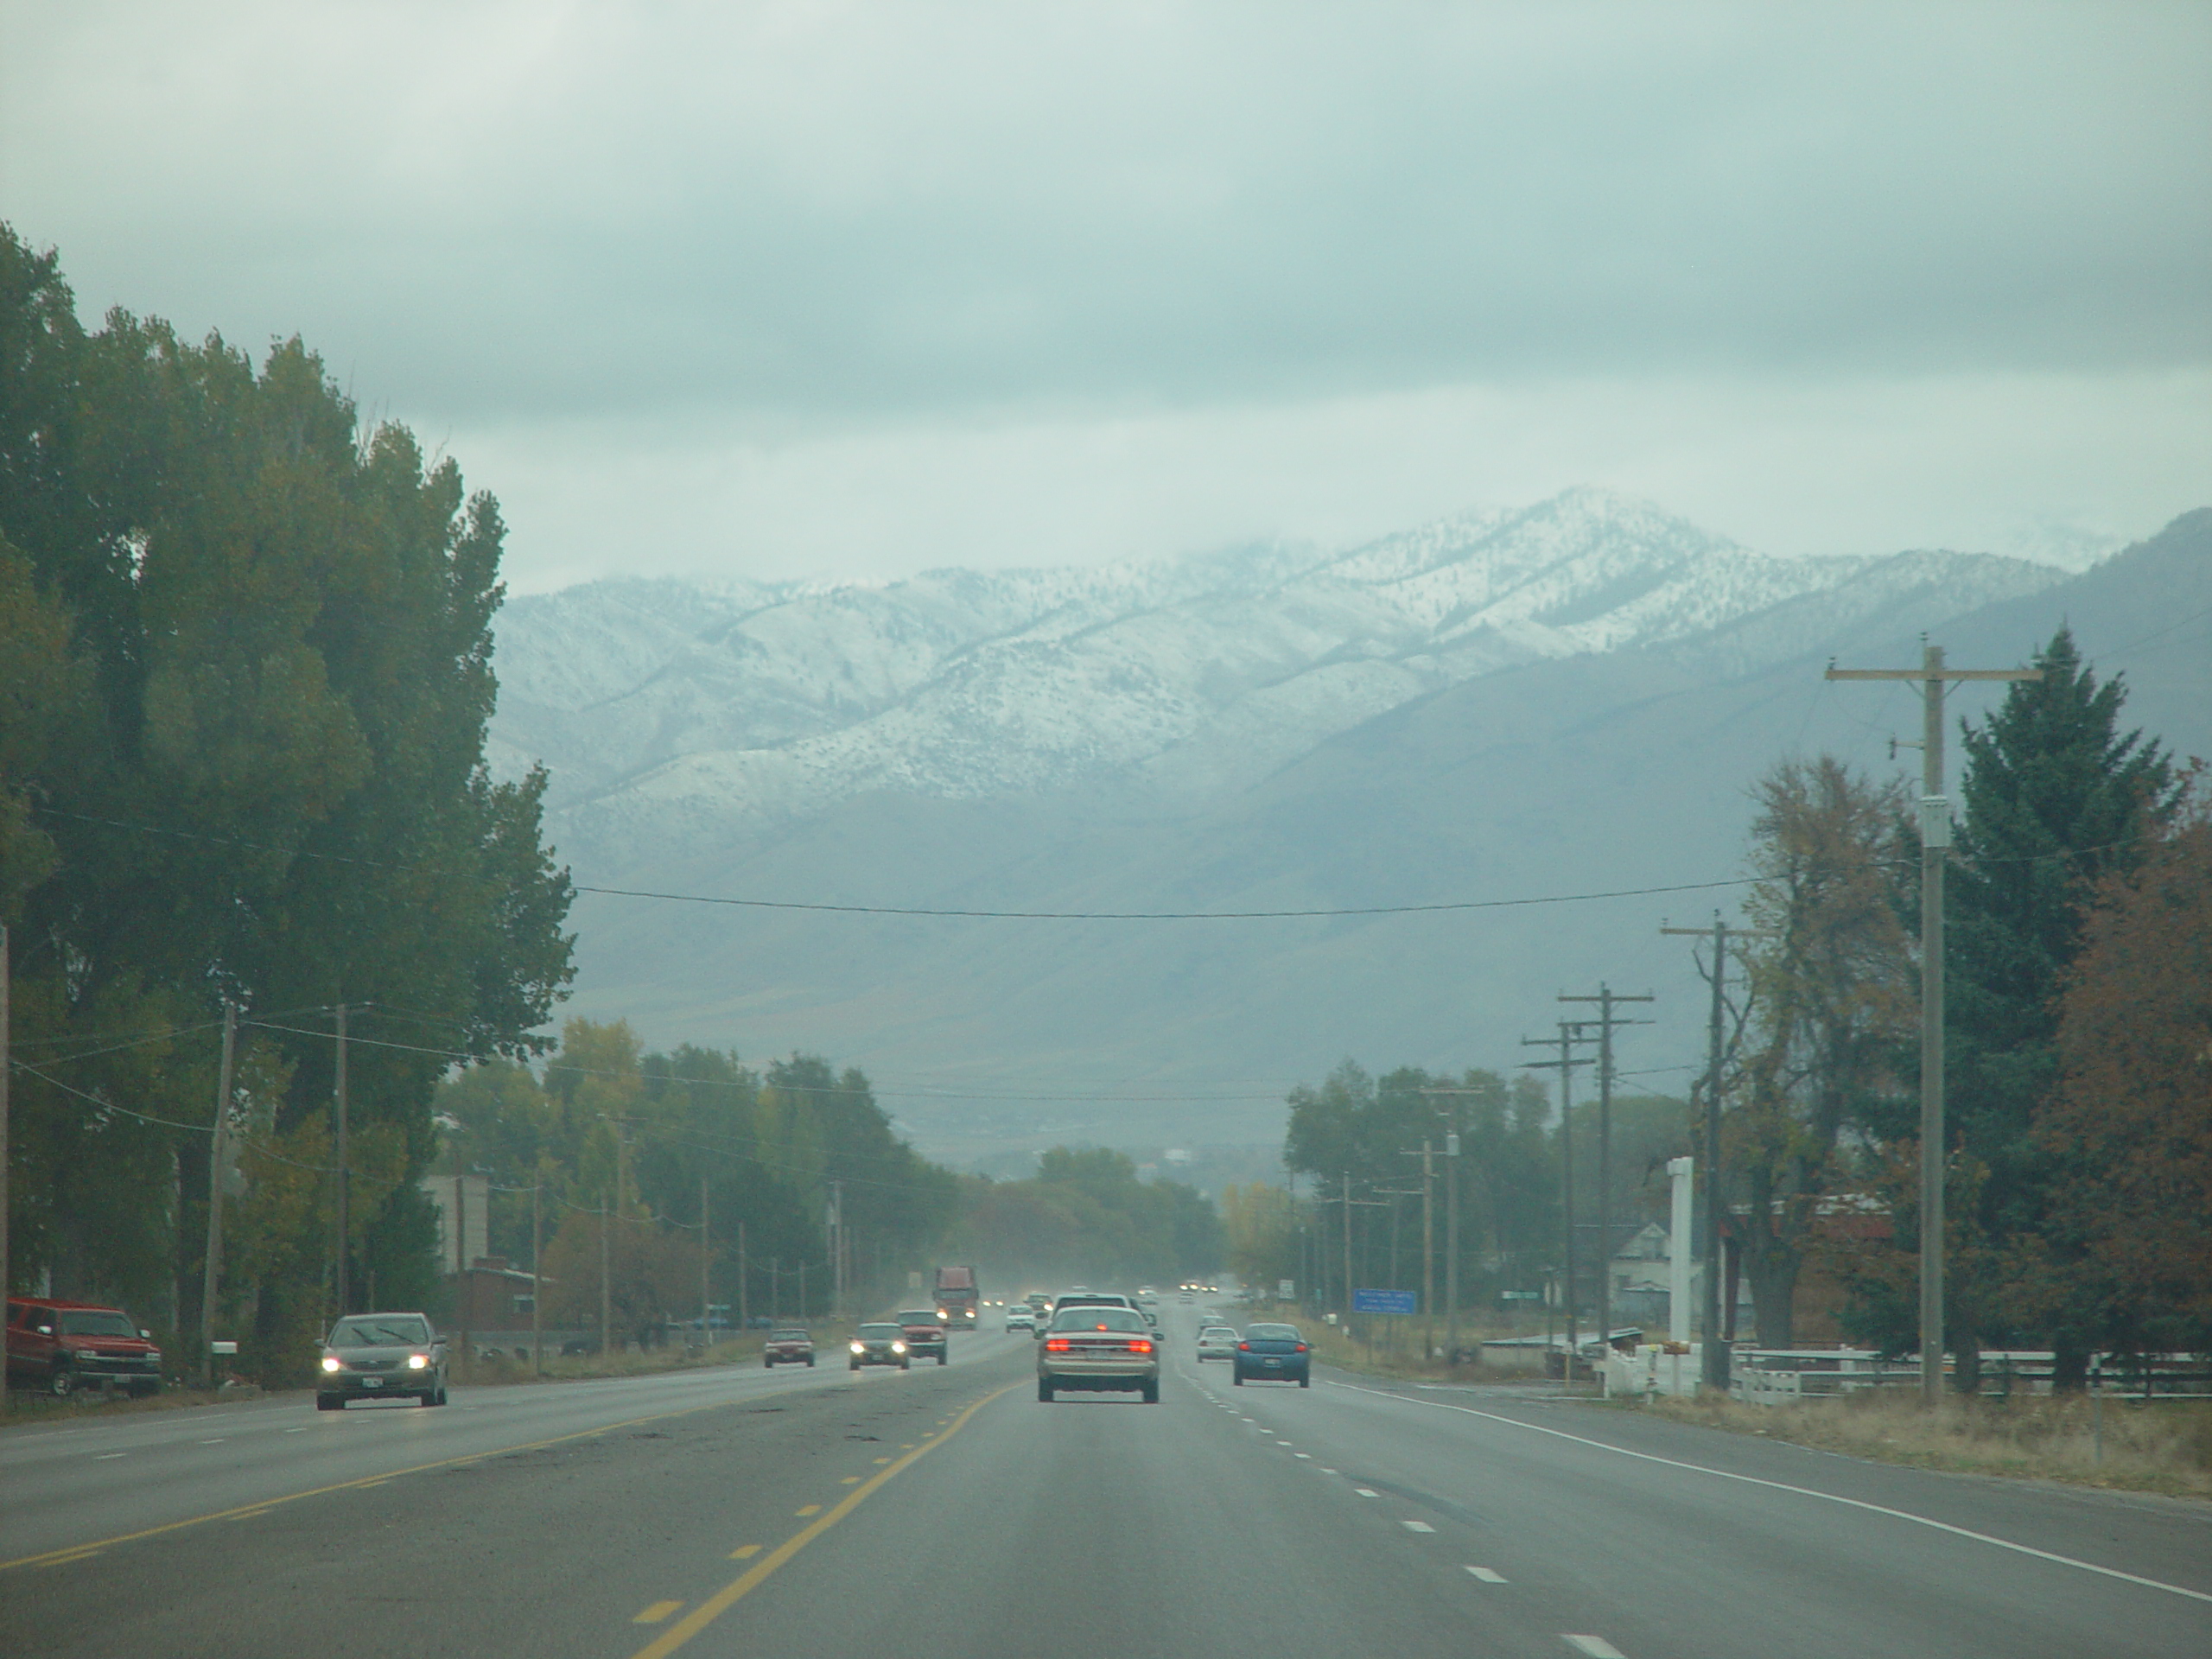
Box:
[1046,1337,1071,1352]
[1237,1341,1250,1351]
[1131,1339,1153,1355]
[1295,1344,1308,1353]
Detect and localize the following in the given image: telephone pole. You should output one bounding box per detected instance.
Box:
[200,1002,238,1385]
[1,924,11,1421]
[1523,1023,1593,1386]
[531,1178,543,1375]
[333,1001,350,1319]
[1662,915,1774,1390]
[1557,986,1654,1352]
[1827,643,2040,1404]
[700,1173,712,1340]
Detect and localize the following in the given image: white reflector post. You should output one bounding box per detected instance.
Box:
[1667,1157,1694,1346]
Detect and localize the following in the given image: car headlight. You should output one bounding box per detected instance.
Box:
[850,1341,864,1353]
[321,1355,341,1372]
[407,1353,429,1370]
[892,1341,906,1353]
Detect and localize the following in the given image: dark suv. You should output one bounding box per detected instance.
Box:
[7,1297,163,1397]
[893,1309,950,1365]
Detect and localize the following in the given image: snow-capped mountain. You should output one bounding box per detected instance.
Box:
[489,487,2063,869]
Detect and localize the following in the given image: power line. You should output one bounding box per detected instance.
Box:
[35,804,1752,919]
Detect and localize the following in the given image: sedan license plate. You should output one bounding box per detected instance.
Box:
[360,1376,382,1388]
[1264,1357,1282,1367]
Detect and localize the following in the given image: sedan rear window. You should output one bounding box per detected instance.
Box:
[1052,1308,1146,1332]
[770,1329,810,1340]
[1245,1324,1300,1341]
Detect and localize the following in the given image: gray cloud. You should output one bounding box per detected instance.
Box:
[6,3,2206,426]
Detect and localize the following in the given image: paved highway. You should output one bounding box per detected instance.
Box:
[6,1309,2209,1657]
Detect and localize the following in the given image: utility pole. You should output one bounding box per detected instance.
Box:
[1523,1023,1593,1388]
[333,1001,349,1319]
[456,1162,470,1377]
[1,924,11,1421]
[531,1178,543,1376]
[700,1173,712,1343]
[828,1181,843,1319]
[737,1220,748,1332]
[1827,642,2040,1405]
[200,1002,238,1386]
[1341,1172,1354,1336]
[599,1201,612,1355]
[1420,1088,1484,1365]
[1421,1143,1434,1358]
[1558,986,1655,1352]
[1662,915,1775,1390]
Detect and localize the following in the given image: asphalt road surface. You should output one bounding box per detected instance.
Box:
[6,1311,2209,1658]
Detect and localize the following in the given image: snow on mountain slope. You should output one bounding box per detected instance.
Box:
[489,487,2065,866]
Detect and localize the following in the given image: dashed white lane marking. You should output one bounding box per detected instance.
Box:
[1465,1566,1508,1583]
[284,1427,308,1433]
[1562,1638,1626,1658]
[1402,1520,1436,1533]
[1319,1466,1337,1473]
[198,1438,226,1444]
[1275,1439,1294,1446]
[92,1452,125,1460]
[1353,1487,1381,1497]
[1327,1379,2212,1609]
[1294,1452,1311,1459]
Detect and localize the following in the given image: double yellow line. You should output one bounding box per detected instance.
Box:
[630,1382,1016,1659]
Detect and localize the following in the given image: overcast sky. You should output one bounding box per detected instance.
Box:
[4,2,2207,589]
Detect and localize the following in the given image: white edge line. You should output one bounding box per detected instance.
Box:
[1326,1380,2212,1607]
[1563,1637,1626,1659]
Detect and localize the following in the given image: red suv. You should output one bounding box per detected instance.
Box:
[7,1297,164,1397]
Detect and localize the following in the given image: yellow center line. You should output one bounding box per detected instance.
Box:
[2,1394,745,1573]
[794,1504,821,1516]
[728,1544,761,1560]
[872,1456,891,1465]
[839,1476,861,1484]
[629,1382,1015,1659]
[36,1551,102,1569]
[633,1601,683,1624]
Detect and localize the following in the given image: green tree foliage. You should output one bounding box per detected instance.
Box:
[0,227,573,1376]
[1285,1060,1567,1308]
[950,1147,1222,1287]
[432,1021,960,1329]
[1945,627,2177,1374]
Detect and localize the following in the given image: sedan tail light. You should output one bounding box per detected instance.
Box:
[1295,1344,1308,1353]
[1130,1339,1153,1355]
[1237,1341,1250,1351]
[1045,1337,1071,1352]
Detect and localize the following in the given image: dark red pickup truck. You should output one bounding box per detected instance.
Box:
[762,1328,816,1367]
[7,1297,164,1397]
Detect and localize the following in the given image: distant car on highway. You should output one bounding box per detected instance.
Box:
[318,1312,448,1408]
[1005,1307,1037,1333]
[849,1323,911,1371]
[1037,1305,1160,1404]
[1232,1322,1310,1388]
[895,1309,950,1364]
[7,1296,163,1398]
[763,1328,816,1367]
[1196,1325,1238,1362]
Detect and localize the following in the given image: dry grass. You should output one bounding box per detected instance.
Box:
[460,1320,859,1386]
[1287,1317,1554,1387]
[1641,1387,2212,1501]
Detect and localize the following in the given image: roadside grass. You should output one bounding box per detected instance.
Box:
[1276,1317,1554,1388]
[1639,1387,2212,1501]
[0,1384,261,1424]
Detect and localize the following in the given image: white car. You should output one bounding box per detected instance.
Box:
[1196,1325,1239,1362]
[1006,1307,1037,1333]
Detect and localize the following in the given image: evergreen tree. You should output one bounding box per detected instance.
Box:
[1947,626,2176,1375]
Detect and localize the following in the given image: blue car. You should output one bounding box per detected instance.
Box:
[1232,1321,1311,1387]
